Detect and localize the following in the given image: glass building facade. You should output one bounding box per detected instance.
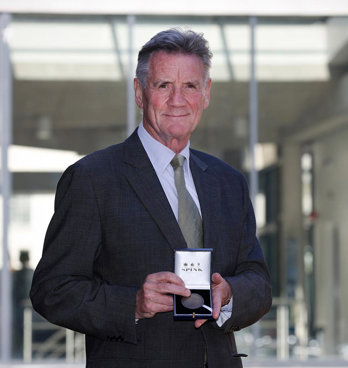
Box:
[1,5,348,364]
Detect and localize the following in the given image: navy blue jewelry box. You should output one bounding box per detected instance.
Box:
[174,249,213,320]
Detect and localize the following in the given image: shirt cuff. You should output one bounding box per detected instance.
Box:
[216,296,233,327]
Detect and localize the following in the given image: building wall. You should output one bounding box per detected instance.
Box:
[314,123,348,354]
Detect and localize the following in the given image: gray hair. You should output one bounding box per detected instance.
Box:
[136,28,213,88]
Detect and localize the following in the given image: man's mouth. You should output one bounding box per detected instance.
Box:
[164,113,189,118]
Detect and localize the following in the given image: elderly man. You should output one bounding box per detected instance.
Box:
[30,29,272,368]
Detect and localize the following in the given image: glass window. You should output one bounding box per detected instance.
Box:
[10,14,129,360]
[256,16,348,360]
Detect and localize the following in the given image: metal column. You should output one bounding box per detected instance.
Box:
[249,16,261,356]
[126,15,136,137]
[0,12,13,362]
[249,16,258,207]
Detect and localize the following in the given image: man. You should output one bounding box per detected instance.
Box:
[13,251,34,358]
[30,29,272,368]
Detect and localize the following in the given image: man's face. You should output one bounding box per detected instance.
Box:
[134,51,211,151]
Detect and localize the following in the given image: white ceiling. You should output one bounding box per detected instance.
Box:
[1,0,348,16]
[8,19,330,81]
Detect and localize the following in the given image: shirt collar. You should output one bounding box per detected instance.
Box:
[137,122,191,173]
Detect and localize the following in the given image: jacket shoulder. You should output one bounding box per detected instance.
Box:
[73,143,123,171]
[191,148,246,182]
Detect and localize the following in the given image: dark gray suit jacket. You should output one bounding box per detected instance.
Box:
[30,130,272,368]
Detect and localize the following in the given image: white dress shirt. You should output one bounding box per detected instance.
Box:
[137,122,201,219]
[137,122,232,327]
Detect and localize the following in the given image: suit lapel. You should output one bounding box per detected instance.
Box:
[122,131,186,250]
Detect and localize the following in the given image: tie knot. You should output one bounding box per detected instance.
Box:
[170,154,185,170]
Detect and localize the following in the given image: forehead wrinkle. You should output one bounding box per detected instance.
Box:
[148,52,205,84]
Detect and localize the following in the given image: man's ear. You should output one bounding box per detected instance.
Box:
[134,78,144,109]
[203,78,212,110]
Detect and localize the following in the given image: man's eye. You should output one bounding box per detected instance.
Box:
[187,84,197,89]
[159,83,168,88]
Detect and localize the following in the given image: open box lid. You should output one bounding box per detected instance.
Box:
[174,249,212,289]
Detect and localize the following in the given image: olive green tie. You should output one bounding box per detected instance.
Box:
[170,154,203,248]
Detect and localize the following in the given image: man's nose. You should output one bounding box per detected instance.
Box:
[168,87,186,106]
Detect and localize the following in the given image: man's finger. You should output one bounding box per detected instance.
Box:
[146,271,186,286]
[212,288,222,319]
[141,287,174,306]
[152,281,190,297]
[212,272,224,285]
[145,272,190,297]
[136,288,174,319]
[194,318,207,328]
[136,271,191,319]
[211,273,232,319]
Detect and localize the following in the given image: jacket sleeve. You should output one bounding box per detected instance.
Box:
[223,177,272,332]
[30,163,139,344]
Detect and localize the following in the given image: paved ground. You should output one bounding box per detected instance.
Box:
[244,359,348,367]
[0,360,347,367]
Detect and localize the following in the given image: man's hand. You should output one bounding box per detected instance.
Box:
[194,272,232,328]
[136,271,190,319]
